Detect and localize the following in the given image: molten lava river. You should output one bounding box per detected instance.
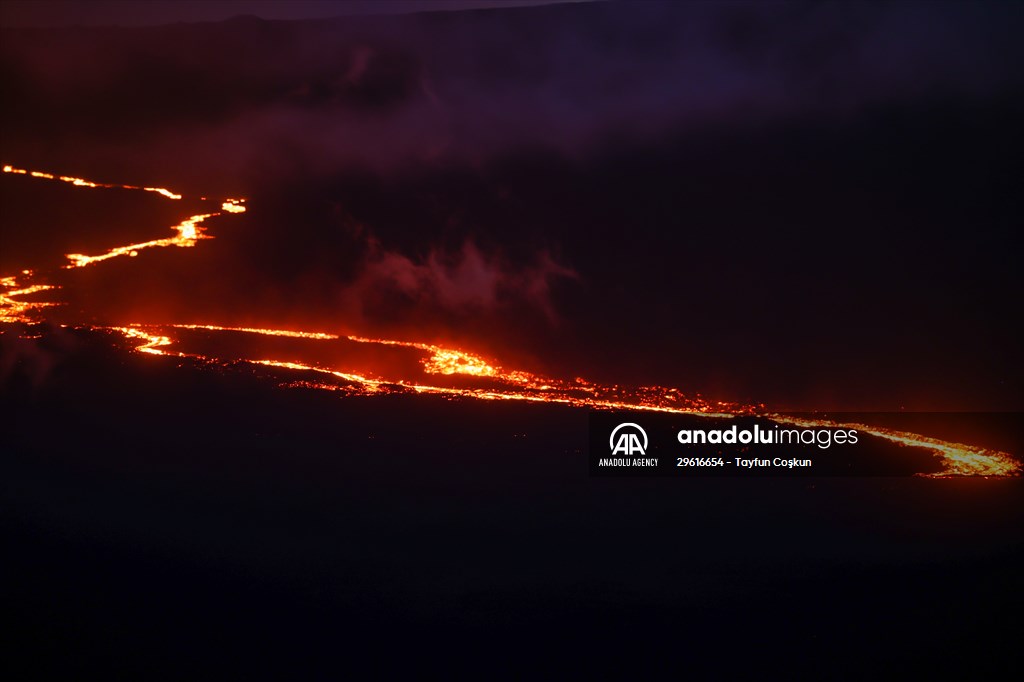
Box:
[1,164,1018,477]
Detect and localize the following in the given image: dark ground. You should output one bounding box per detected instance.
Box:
[3,330,1022,678]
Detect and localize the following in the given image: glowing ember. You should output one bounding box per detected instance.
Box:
[2,162,1019,479]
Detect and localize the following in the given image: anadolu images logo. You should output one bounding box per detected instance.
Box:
[609,422,648,456]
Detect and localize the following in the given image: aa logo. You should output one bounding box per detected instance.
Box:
[609,422,648,456]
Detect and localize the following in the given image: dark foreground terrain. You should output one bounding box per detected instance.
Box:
[3,329,1022,677]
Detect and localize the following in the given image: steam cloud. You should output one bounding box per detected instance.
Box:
[347,238,577,320]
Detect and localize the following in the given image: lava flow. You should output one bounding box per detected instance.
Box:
[64,212,218,268]
[1,163,1019,478]
[3,164,183,200]
[0,273,58,324]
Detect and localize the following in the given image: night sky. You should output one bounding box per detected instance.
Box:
[0,0,584,27]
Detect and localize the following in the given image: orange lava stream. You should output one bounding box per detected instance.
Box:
[170,324,739,412]
[114,327,175,355]
[172,324,339,340]
[127,324,730,413]
[0,276,60,323]
[2,163,1019,478]
[64,213,217,268]
[3,164,182,200]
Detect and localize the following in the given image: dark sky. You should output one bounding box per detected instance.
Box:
[0,0,588,27]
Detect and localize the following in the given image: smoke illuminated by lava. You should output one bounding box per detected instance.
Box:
[1,163,1019,478]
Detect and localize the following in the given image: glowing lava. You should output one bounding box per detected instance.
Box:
[0,274,59,324]
[3,164,182,200]
[113,327,174,355]
[1,162,1019,478]
[64,213,217,268]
